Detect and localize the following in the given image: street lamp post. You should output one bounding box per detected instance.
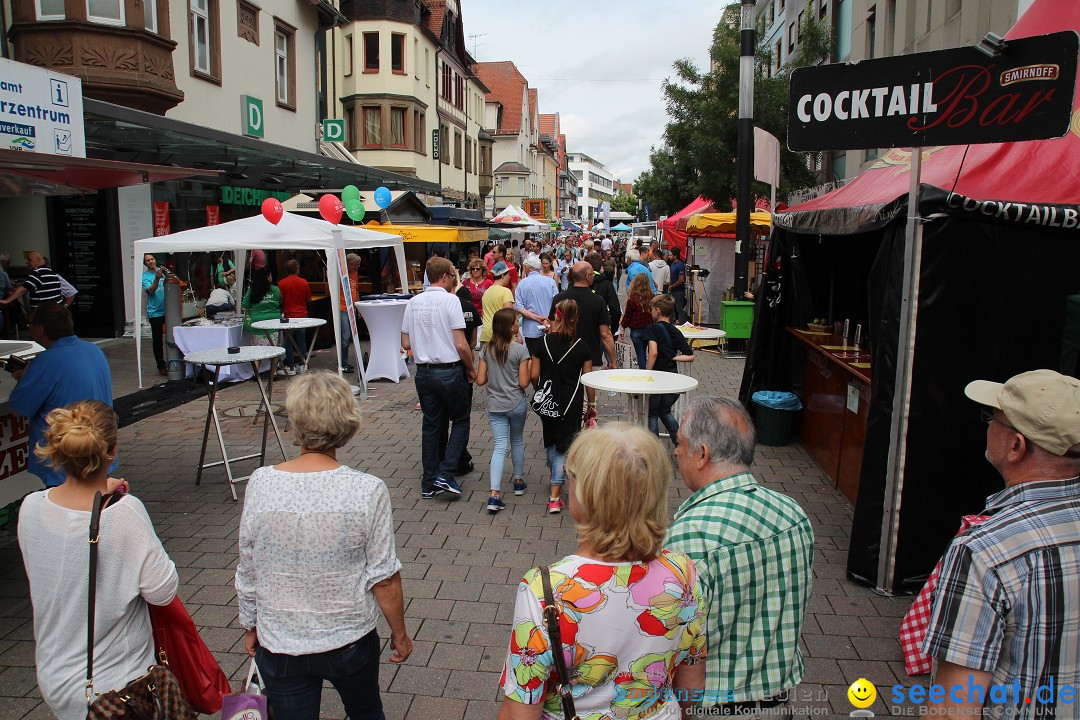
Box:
[734,0,756,298]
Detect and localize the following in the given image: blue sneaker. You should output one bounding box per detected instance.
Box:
[434,478,462,496]
[421,487,445,499]
[486,496,506,512]
[513,479,527,496]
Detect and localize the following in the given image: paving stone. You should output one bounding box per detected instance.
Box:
[387,665,451,696]
[428,643,485,671]
[443,669,502,700]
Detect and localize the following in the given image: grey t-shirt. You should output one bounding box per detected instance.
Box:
[481,342,530,413]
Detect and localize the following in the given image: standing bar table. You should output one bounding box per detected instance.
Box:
[355,299,410,382]
[580,369,698,426]
[675,325,726,417]
[252,317,327,371]
[185,346,287,501]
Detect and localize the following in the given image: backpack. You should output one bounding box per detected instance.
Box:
[530,335,584,419]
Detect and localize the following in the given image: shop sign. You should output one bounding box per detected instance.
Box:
[323,118,345,142]
[206,205,220,225]
[0,57,85,156]
[432,129,440,159]
[788,31,1078,151]
[242,95,264,138]
[220,186,290,206]
[153,201,170,236]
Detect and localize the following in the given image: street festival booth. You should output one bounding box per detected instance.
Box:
[132,211,407,388]
[364,223,488,288]
[740,3,1080,593]
[492,204,546,231]
[684,211,772,325]
[657,196,715,258]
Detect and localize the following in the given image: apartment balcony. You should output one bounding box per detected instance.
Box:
[9,18,183,114]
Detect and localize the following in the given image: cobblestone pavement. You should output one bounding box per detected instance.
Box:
[0,334,919,719]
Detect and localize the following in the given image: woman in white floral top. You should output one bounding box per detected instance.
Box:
[498,423,707,719]
[236,372,412,720]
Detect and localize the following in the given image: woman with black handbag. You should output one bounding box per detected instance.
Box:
[18,400,182,720]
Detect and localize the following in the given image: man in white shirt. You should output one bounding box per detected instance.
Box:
[402,257,475,500]
[601,235,613,253]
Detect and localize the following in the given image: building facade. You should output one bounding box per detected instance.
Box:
[475,60,538,217]
[567,152,612,224]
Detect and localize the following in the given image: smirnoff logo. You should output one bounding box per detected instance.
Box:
[1000,64,1060,86]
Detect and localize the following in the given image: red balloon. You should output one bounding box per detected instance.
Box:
[318,194,344,225]
[261,198,283,225]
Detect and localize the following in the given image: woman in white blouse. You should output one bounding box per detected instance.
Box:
[236,372,412,720]
[19,400,178,720]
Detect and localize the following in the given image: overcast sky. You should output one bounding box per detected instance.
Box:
[464,0,730,185]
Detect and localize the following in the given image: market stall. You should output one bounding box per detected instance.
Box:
[684,211,771,325]
[366,223,488,287]
[132,212,406,388]
[740,0,1080,592]
[491,204,546,231]
[657,196,715,258]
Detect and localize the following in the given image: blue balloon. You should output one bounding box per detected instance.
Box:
[374,186,392,209]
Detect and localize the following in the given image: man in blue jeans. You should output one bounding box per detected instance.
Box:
[401,257,475,499]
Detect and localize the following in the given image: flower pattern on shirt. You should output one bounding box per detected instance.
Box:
[501,551,706,720]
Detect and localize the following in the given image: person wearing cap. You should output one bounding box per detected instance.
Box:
[486,244,518,291]
[513,256,557,355]
[479,262,514,346]
[922,369,1080,717]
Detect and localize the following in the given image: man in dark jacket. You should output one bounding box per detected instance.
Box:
[585,252,620,332]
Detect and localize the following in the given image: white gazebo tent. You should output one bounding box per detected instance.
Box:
[491,204,546,231]
[132,211,407,388]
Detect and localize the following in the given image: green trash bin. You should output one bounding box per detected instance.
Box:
[752,391,802,446]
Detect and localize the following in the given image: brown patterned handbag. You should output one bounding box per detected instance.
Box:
[85,492,197,720]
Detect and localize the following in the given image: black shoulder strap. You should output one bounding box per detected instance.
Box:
[86,491,103,701]
[539,566,578,720]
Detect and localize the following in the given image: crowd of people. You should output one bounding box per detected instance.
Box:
[12,232,1080,720]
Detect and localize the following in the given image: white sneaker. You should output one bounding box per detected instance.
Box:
[286,366,297,376]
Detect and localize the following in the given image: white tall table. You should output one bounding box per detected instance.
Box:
[251,317,327,370]
[185,346,287,501]
[580,369,699,426]
[355,299,410,383]
[173,323,253,382]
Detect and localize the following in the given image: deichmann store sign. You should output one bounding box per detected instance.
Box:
[0,57,85,156]
[221,186,290,206]
[788,31,1078,151]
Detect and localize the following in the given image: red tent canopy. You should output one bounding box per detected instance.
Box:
[658,197,715,255]
[779,0,1080,233]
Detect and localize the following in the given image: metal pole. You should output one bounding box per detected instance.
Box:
[877,147,924,594]
[734,0,756,298]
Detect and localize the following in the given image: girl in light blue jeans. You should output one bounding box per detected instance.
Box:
[476,308,531,513]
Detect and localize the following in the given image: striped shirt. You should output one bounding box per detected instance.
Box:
[665,472,814,703]
[922,476,1080,718]
[24,265,63,307]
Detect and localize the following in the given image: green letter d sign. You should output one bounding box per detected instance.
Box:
[243,96,264,138]
[323,119,345,142]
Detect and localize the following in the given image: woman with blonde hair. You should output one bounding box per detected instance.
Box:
[621,272,655,369]
[498,423,706,720]
[19,400,178,720]
[237,371,411,720]
[463,257,493,308]
[530,298,595,514]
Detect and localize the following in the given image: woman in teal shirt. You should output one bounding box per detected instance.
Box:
[243,266,282,346]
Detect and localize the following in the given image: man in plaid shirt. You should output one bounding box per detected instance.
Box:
[666,396,813,716]
[922,370,1080,718]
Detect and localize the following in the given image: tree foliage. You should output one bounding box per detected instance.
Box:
[611,191,639,216]
[635,2,828,215]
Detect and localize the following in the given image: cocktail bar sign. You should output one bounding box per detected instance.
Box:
[788,31,1078,151]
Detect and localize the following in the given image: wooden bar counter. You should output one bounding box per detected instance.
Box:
[786,327,872,504]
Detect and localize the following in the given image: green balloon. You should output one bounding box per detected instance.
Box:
[342,184,361,203]
[345,199,365,221]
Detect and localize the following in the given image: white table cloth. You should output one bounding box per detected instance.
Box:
[173,323,261,382]
[581,369,699,426]
[184,346,287,501]
[355,299,410,383]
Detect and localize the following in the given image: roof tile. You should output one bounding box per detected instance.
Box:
[474,61,528,134]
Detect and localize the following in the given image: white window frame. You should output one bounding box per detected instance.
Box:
[144,0,158,32]
[191,0,211,74]
[275,30,289,104]
[87,0,125,25]
[36,0,64,19]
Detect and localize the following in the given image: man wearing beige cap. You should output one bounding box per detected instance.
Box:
[922,369,1080,718]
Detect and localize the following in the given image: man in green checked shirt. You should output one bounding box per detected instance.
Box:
[666,396,814,717]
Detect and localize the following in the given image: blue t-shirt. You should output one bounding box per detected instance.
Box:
[10,336,115,487]
[670,260,686,289]
[514,272,559,339]
[625,261,656,294]
[142,269,165,318]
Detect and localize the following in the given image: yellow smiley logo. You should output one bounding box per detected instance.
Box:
[847,678,877,709]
